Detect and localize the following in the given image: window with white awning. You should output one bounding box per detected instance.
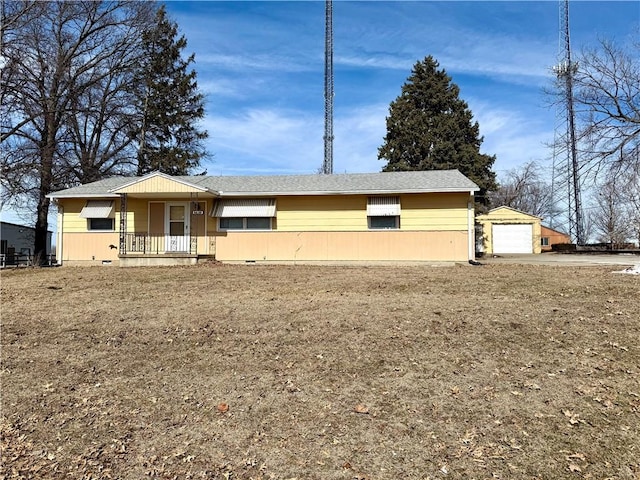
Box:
[367,196,400,229]
[366,196,400,216]
[212,198,276,218]
[79,200,114,218]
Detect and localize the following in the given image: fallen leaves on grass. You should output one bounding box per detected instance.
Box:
[566,452,587,462]
[562,409,585,425]
[2,264,639,479]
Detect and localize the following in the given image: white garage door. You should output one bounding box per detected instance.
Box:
[492,224,533,254]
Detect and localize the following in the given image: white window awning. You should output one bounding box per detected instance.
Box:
[79,200,115,219]
[212,198,276,218]
[367,196,400,216]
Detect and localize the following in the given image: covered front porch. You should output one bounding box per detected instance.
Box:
[110,174,218,266]
[119,230,200,265]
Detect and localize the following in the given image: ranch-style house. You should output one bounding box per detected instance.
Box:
[48,170,479,266]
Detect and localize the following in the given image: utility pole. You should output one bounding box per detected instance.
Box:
[322,0,334,174]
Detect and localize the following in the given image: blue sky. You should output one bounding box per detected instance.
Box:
[164,0,639,177]
[1,1,638,227]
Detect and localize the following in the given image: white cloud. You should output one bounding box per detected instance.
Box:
[201,109,324,175]
[329,2,559,88]
[439,33,556,85]
[196,53,316,73]
[200,97,557,180]
[336,54,412,71]
[201,103,391,176]
[168,0,633,184]
[335,29,555,87]
[334,104,389,173]
[472,102,555,175]
[198,78,245,98]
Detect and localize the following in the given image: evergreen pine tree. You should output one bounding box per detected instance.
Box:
[135,5,208,176]
[378,56,497,206]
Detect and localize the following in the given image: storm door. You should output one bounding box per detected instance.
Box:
[165,203,190,252]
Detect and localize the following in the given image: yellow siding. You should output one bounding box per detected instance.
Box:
[58,198,121,264]
[60,198,119,233]
[149,202,165,235]
[401,193,469,230]
[273,192,470,232]
[61,193,469,235]
[60,229,470,264]
[57,192,473,263]
[128,198,147,232]
[58,198,145,233]
[60,232,120,265]
[477,207,540,223]
[114,176,205,194]
[276,195,367,231]
[211,192,472,262]
[58,198,213,262]
[60,199,90,232]
[476,207,542,255]
[214,231,469,262]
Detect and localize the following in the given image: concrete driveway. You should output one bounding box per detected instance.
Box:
[479,252,640,267]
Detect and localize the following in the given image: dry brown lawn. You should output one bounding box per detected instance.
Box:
[1,263,639,479]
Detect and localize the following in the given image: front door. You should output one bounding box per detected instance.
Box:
[165,203,190,252]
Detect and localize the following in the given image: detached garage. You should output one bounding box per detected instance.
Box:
[476,206,542,255]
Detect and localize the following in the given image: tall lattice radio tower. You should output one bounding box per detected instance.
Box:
[322,0,334,174]
[551,0,585,244]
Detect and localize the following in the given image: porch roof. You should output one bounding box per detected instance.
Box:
[48,170,479,199]
[110,172,212,195]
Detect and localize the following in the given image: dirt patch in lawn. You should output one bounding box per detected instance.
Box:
[1,264,639,479]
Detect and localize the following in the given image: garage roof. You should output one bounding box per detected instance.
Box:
[476,206,542,221]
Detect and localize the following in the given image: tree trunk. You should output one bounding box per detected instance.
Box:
[34,194,50,265]
[34,112,56,264]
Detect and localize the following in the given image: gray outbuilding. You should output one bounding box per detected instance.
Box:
[0,221,53,266]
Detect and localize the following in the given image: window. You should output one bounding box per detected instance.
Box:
[541,237,550,247]
[219,217,243,230]
[88,218,115,231]
[80,200,115,231]
[214,198,275,231]
[369,216,399,229]
[246,217,271,229]
[213,198,276,217]
[367,196,400,230]
[219,217,272,231]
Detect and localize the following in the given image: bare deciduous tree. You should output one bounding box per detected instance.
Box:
[1,1,154,260]
[619,163,640,247]
[590,178,632,248]
[490,161,557,219]
[574,39,640,176]
[65,32,148,184]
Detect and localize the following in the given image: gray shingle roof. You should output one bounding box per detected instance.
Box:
[47,176,130,198]
[48,170,478,198]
